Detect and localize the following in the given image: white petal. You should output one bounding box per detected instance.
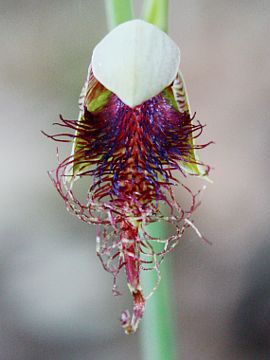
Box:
[92,19,180,108]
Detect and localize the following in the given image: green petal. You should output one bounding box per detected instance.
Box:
[162,86,179,112]
[71,69,111,178]
[171,72,209,179]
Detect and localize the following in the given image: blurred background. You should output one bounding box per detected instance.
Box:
[1,0,270,359]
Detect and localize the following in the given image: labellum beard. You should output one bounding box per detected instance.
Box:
[43,20,212,334]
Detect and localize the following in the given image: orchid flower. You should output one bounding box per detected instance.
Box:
[44,19,212,334]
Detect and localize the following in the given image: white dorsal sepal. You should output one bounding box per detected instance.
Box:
[92,19,180,108]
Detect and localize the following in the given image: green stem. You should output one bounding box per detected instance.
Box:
[140,221,178,360]
[141,1,177,357]
[142,0,169,32]
[104,0,134,31]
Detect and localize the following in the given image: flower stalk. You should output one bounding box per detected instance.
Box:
[106,0,178,357]
[140,220,177,360]
[141,2,178,357]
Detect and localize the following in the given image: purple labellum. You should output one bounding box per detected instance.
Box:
[43,65,212,334]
